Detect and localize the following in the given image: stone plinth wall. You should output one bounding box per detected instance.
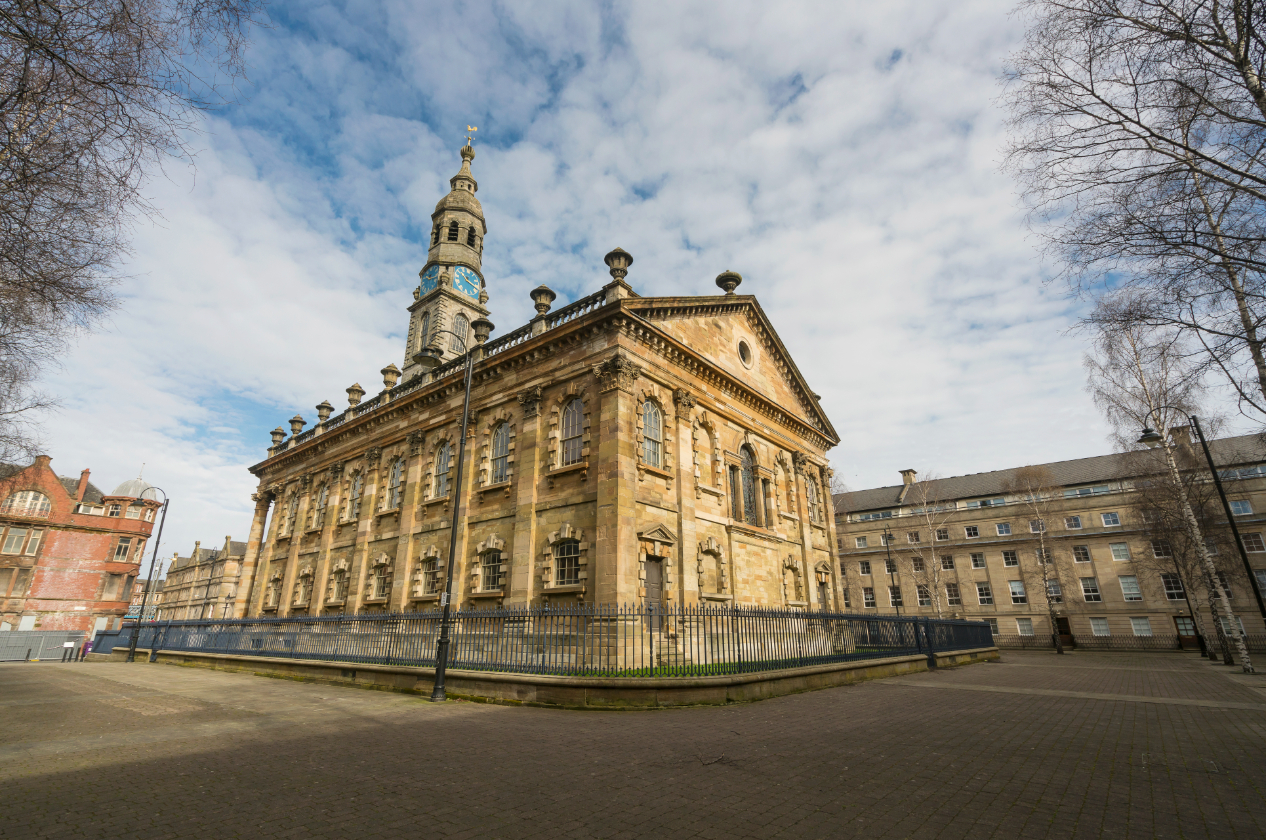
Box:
[106,646,999,708]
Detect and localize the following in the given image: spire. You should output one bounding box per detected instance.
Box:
[451,143,477,193]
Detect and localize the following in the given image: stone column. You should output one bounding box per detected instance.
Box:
[593,351,642,604]
[233,489,274,618]
[673,390,700,606]
[509,387,545,605]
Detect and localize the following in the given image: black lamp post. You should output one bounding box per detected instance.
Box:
[883,527,900,616]
[411,317,494,702]
[1138,412,1260,673]
[126,489,169,663]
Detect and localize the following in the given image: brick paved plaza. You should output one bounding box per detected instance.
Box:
[2,652,1265,839]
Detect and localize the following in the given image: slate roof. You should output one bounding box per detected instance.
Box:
[172,540,248,568]
[0,462,106,504]
[834,433,1266,515]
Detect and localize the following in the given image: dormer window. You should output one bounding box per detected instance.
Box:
[466,226,476,246]
[447,221,459,241]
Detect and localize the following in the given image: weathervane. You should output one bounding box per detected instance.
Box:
[465,125,477,146]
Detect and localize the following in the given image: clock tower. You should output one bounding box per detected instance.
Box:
[402,142,492,380]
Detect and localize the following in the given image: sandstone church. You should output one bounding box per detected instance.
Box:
[232,142,842,618]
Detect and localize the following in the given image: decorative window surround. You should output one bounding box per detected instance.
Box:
[637,525,678,602]
[698,535,729,598]
[540,523,588,593]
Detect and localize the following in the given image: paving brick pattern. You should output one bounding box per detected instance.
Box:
[2,652,1265,839]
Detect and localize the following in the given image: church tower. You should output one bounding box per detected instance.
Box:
[402,141,492,380]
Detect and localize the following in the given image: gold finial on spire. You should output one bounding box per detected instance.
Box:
[465,125,478,146]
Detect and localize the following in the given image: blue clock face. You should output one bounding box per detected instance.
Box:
[419,265,440,295]
[453,266,482,300]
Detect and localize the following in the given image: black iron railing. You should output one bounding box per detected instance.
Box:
[125,604,993,678]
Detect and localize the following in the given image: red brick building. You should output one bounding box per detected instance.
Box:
[0,456,161,634]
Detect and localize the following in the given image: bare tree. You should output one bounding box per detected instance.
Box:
[1086,315,1254,671]
[895,476,959,619]
[0,0,265,459]
[1004,1,1266,419]
[1004,466,1078,653]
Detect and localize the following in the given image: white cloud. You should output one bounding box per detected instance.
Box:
[36,0,1187,557]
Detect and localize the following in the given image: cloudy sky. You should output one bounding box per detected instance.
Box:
[36,0,1216,566]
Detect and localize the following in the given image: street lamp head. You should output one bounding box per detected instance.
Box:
[412,346,443,371]
[1137,426,1164,448]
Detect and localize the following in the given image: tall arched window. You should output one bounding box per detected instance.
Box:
[805,477,821,523]
[447,220,459,241]
[347,473,363,520]
[561,398,584,466]
[466,226,477,246]
[310,484,328,529]
[481,550,505,591]
[450,313,469,352]
[435,441,452,497]
[642,400,663,468]
[418,312,430,351]
[491,423,510,483]
[741,446,758,525]
[387,458,405,509]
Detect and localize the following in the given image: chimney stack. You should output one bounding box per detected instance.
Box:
[76,469,90,502]
[900,469,918,486]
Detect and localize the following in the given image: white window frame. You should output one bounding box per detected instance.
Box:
[1064,516,1082,530]
[1230,499,1253,516]
[996,523,1011,536]
[1118,575,1143,602]
[1129,617,1153,637]
[1101,512,1121,527]
[1109,542,1131,561]
[1016,617,1034,636]
[1089,617,1110,636]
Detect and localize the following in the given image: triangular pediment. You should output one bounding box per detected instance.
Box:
[637,524,678,544]
[626,295,838,445]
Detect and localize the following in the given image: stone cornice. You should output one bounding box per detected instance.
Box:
[253,294,836,478]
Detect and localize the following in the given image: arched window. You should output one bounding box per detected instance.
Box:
[435,441,452,497]
[310,484,328,529]
[741,446,758,525]
[370,558,391,599]
[466,226,477,246]
[561,398,584,465]
[481,550,505,591]
[387,458,405,509]
[329,568,349,602]
[418,312,430,351]
[555,540,580,586]
[450,314,469,352]
[1,491,50,518]
[420,556,441,595]
[805,477,821,523]
[447,220,459,241]
[347,473,363,520]
[294,573,312,605]
[491,423,510,483]
[642,400,663,468]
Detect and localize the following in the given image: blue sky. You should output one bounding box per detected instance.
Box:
[36,0,1210,567]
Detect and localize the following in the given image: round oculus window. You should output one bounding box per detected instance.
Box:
[738,340,753,368]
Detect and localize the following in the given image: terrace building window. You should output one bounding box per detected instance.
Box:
[971,553,985,568]
[1035,547,1052,564]
[917,584,931,606]
[986,618,999,635]
[946,582,962,606]
[1064,516,1082,529]
[1109,542,1131,561]
[935,528,949,541]
[1046,581,1063,603]
[976,583,993,605]
[347,473,364,519]
[1102,512,1121,527]
[1151,540,1172,558]
[996,523,1011,536]
[1119,575,1143,602]
[1090,617,1110,636]
[1016,617,1034,636]
[964,526,979,538]
[1073,545,1091,563]
[889,586,903,608]
[1030,519,1045,533]
[863,587,876,608]
[941,555,955,570]
[1231,500,1253,516]
[490,423,511,483]
[912,555,926,572]
[855,537,868,548]
[907,531,920,543]
[884,558,896,574]
[1009,580,1027,604]
[1242,532,1265,553]
[1080,578,1102,602]
[859,560,871,575]
[1003,551,1018,567]
[1161,573,1185,600]
[1130,617,1153,637]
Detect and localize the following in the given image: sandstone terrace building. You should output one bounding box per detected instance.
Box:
[833,433,1266,644]
[1,457,161,634]
[232,143,842,619]
[155,537,245,621]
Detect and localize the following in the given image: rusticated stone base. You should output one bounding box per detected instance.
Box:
[108,646,999,708]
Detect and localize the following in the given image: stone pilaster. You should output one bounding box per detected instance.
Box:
[309,462,343,614]
[278,481,312,617]
[232,490,273,618]
[593,351,642,603]
[509,387,544,605]
[392,432,426,611]
[673,389,700,605]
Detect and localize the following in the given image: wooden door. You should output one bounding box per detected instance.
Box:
[1055,617,1073,647]
[644,558,663,632]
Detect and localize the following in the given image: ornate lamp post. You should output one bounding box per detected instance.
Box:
[410,316,494,701]
[1137,413,1257,673]
[126,488,169,663]
[882,527,900,616]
